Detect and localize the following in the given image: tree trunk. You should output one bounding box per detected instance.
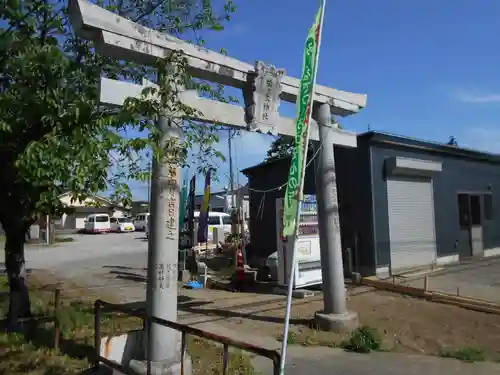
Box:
[4,225,31,331]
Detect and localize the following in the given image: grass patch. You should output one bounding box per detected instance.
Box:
[340,326,382,353]
[188,337,258,374]
[276,329,338,348]
[0,274,258,374]
[440,346,487,362]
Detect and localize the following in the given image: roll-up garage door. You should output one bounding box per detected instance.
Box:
[75,213,88,229]
[387,176,437,271]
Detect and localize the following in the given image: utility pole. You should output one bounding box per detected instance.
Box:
[228,128,235,209]
[147,156,152,206]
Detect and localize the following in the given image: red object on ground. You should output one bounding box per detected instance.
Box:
[235,246,245,281]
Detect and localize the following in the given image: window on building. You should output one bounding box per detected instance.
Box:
[484,194,493,221]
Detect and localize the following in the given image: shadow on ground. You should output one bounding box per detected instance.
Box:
[178,300,311,326]
[110,271,146,283]
[102,265,146,271]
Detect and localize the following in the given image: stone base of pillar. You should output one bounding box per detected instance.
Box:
[129,354,192,375]
[314,310,358,333]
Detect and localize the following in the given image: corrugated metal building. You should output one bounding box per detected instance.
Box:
[242,131,500,277]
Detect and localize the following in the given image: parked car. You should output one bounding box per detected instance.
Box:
[133,213,149,231]
[110,217,135,232]
[84,214,111,234]
[143,211,230,242]
[194,211,232,243]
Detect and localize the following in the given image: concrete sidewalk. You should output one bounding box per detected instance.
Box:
[251,346,500,375]
[180,319,500,375]
[396,256,500,303]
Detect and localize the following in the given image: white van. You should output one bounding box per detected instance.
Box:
[145,211,231,242]
[133,213,150,231]
[84,213,111,233]
[194,211,231,242]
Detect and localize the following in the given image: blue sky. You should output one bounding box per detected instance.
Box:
[129,0,500,198]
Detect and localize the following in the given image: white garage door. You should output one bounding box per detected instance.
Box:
[387,176,437,272]
[75,213,88,229]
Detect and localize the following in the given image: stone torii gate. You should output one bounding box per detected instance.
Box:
[69,0,366,372]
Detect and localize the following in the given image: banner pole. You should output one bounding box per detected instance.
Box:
[279,1,326,374]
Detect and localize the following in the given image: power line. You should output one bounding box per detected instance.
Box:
[245,127,329,193]
[195,123,337,195]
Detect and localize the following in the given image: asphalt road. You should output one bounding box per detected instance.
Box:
[0,232,147,270]
[1,232,149,302]
[404,256,500,302]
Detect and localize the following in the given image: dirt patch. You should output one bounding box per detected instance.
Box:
[25,269,121,303]
[180,286,500,361]
[19,270,500,362]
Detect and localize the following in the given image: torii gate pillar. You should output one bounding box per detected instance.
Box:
[313,103,358,331]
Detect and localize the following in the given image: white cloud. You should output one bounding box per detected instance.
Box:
[454,89,500,103]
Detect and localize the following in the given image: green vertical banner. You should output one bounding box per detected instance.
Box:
[282,5,323,237]
[179,175,196,250]
[197,171,211,243]
[178,178,188,232]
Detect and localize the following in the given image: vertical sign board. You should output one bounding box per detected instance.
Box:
[275,195,322,288]
[244,61,285,131]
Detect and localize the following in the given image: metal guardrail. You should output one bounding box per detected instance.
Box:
[94,299,281,375]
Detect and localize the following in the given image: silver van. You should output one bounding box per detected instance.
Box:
[133,213,149,231]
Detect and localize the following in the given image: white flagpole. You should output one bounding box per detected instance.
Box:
[279,1,326,374]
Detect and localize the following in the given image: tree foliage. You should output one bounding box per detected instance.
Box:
[266,135,298,161]
[0,0,236,329]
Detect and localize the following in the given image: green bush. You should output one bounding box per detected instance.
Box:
[276,331,298,345]
[341,326,382,353]
[441,347,487,362]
